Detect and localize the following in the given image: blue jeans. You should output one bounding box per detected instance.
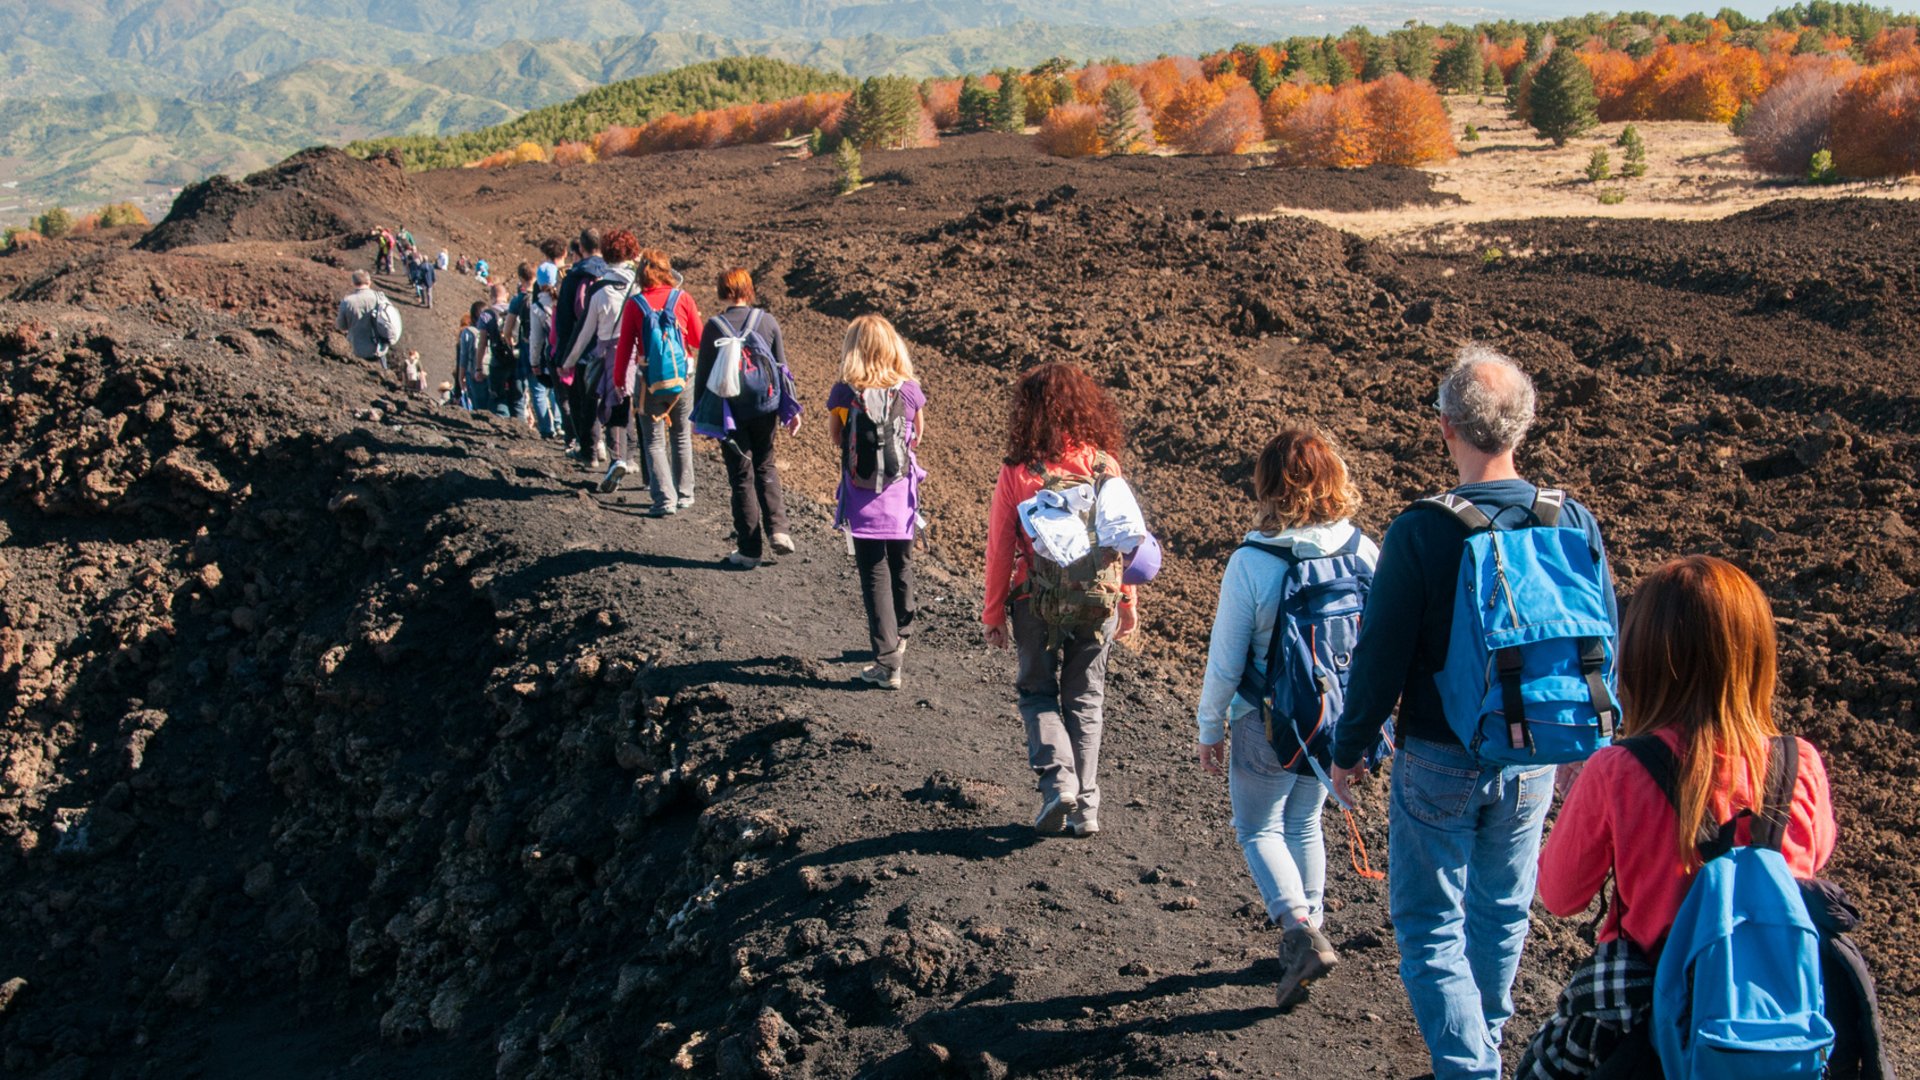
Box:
[1229,714,1327,930]
[528,379,561,437]
[1389,737,1555,1080]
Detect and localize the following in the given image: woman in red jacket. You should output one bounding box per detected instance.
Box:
[1520,555,1836,1077]
[614,249,703,516]
[982,363,1137,838]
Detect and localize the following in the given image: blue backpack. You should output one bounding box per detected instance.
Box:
[1623,735,1834,1079]
[715,309,782,419]
[1421,488,1618,765]
[632,288,691,418]
[1235,533,1393,779]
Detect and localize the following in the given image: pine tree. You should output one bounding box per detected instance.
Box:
[1363,38,1396,81]
[1483,60,1507,95]
[845,76,923,150]
[34,207,73,239]
[1618,123,1648,177]
[1251,56,1279,99]
[1326,45,1356,87]
[1435,35,1485,93]
[834,140,862,193]
[957,75,994,133]
[1098,79,1149,155]
[1528,48,1598,146]
[992,71,1027,132]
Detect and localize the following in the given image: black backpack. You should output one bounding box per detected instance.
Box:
[842,386,910,491]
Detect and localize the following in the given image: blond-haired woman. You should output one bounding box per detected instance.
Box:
[1194,427,1379,1008]
[1520,555,1837,1076]
[826,315,926,689]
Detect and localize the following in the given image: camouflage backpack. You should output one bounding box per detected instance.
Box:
[1025,451,1127,648]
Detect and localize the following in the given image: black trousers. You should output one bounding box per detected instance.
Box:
[852,538,915,671]
[721,412,789,558]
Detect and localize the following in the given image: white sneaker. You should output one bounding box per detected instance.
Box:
[856,664,902,690]
[599,459,628,493]
[1034,792,1079,835]
[769,532,796,555]
[725,551,760,569]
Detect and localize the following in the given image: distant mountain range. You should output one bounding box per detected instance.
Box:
[0,0,1581,223]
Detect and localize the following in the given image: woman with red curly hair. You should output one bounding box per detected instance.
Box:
[983,362,1136,837]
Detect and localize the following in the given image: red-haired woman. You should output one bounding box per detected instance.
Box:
[695,267,793,567]
[1521,556,1837,1076]
[1193,427,1377,1008]
[614,248,702,515]
[983,363,1136,837]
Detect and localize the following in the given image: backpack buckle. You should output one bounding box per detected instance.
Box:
[1495,646,1531,752]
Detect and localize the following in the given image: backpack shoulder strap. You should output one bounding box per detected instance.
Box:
[1533,487,1567,527]
[1751,735,1800,853]
[1618,735,1681,813]
[1414,493,1493,532]
[742,307,762,338]
[1237,539,1303,566]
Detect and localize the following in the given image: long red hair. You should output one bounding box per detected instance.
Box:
[1003,363,1124,467]
[1619,555,1782,870]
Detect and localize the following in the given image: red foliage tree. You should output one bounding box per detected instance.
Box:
[1364,74,1457,165]
[1181,85,1266,155]
[1036,103,1104,157]
[1830,53,1920,177]
[1278,84,1375,168]
[1155,76,1226,146]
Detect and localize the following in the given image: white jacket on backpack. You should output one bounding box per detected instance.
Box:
[561,264,636,370]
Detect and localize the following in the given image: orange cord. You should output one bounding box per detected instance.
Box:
[1344,807,1385,880]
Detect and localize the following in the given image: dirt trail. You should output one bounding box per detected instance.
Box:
[1,133,1915,1079]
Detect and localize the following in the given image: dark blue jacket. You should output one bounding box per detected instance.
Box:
[1331,479,1617,769]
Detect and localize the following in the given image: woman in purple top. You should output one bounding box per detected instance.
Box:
[826,315,926,690]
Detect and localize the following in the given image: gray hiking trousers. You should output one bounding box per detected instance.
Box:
[1011,598,1115,815]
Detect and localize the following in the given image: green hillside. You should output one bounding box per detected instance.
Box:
[346,57,853,169]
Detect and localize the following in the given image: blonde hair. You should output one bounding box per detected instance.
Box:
[839,314,915,391]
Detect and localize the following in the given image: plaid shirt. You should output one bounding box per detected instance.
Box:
[1518,938,1656,1080]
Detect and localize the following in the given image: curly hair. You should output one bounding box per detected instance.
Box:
[1003,363,1124,467]
[602,229,640,264]
[1253,427,1361,532]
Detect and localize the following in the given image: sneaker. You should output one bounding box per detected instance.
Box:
[1069,811,1100,837]
[676,495,696,510]
[646,505,676,518]
[856,664,901,690]
[1275,925,1340,1010]
[1034,792,1079,835]
[599,459,628,493]
[769,532,796,555]
[725,551,760,569]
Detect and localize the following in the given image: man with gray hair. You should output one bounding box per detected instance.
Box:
[336,269,398,365]
[1328,345,1618,1080]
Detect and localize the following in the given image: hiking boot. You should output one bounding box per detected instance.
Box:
[856,664,901,690]
[599,459,628,493]
[1275,925,1340,1010]
[770,533,796,555]
[1068,809,1100,837]
[1034,792,1079,836]
[725,551,760,569]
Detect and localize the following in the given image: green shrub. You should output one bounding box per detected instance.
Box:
[834,140,863,194]
[1597,187,1626,204]
[1808,149,1836,184]
[1586,147,1612,182]
[1463,123,1480,142]
[33,207,73,239]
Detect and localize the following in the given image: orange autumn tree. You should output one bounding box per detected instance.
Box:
[1036,103,1104,157]
[1365,74,1457,165]
[1155,76,1226,147]
[1182,85,1266,154]
[1829,52,1920,177]
[1278,83,1376,167]
[1263,82,1321,138]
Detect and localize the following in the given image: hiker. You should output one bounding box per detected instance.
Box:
[410,251,435,309]
[518,264,563,438]
[1194,427,1384,1009]
[983,362,1139,837]
[561,228,641,477]
[375,229,393,274]
[475,283,518,420]
[500,263,540,426]
[401,350,426,395]
[1328,345,1618,1080]
[436,249,449,271]
[336,269,401,367]
[1518,555,1837,1079]
[828,315,924,686]
[613,248,701,514]
[456,254,472,276]
[696,267,795,567]
[475,258,492,286]
[455,304,489,412]
[537,237,566,286]
[554,229,611,461]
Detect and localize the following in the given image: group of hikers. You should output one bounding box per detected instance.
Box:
[333,226,1889,1080]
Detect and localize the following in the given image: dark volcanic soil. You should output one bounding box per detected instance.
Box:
[1,131,1915,1079]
